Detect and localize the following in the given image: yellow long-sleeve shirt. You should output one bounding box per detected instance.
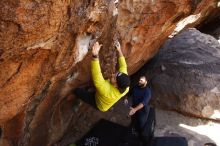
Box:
[91,56,129,112]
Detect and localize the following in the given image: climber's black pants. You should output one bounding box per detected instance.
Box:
[73,87,98,110]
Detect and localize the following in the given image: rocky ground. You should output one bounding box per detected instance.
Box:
[55,98,220,146]
[154,109,220,146]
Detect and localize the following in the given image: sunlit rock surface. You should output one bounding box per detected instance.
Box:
[0,0,219,145]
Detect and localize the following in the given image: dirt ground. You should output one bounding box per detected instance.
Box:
[55,98,220,146]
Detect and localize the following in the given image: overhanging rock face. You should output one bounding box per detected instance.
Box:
[0,0,219,146]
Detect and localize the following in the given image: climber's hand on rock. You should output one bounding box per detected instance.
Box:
[114,40,121,51]
[92,42,102,56]
[114,40,123,57]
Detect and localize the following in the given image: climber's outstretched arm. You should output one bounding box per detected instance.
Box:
[115,41,127,74]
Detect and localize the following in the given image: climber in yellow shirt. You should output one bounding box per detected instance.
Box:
[73,41,130,112]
